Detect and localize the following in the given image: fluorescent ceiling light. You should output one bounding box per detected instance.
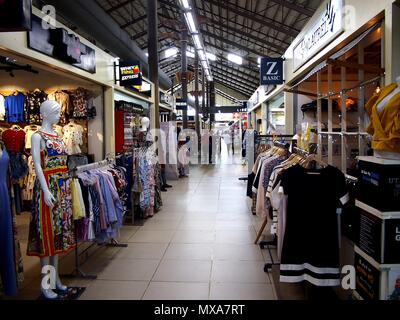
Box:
[227,53,243,65]
[165,47,178,58]
[207,75,213,82]
[257,57,261,64]
[185,12,197,34]
[145,53,149,57]
[201,60,208,69]
[206,52,216,61]
[193,34,202,49]
[180,0,190,9]
[186,50,195,58]
[198,50,206,61]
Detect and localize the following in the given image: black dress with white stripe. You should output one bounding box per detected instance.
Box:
[279,165,349,287]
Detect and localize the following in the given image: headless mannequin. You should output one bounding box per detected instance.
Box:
[31,101,67,299]
[374,76,400,160]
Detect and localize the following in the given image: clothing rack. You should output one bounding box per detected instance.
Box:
[62,158,128,280]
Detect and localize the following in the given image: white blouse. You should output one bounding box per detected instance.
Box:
[63,123,84,155]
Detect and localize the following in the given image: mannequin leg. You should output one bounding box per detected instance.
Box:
[49,256,67,291]
[40,257,58,299]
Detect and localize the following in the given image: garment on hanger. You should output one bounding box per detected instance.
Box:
[365,83,400,153]
[70,87,89,118]
[22,156,36,201]
[24,90,47,124]
[27,131,76,257]
[2,127,25,153]
[278,164,349,287]
[63,122,84,155]
[0,145,18,296]
[4,92,25,123]
[0,94,5,121]
[53,124,63,138]
[2,128,28,182]
[48,91,72,124]
[24,125,40,149]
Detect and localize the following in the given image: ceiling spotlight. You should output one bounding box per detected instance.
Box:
[193,34,203,50]
[164,47,178,59]
[180,0,190,9]
[206,52,216,61]
[227,53,243,65]
[184,12,197,34]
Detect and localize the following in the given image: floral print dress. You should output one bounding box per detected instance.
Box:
[27,131,76,257]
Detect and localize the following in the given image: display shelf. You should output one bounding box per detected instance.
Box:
[355,245,400,270]
[357,156,400,165]
[356,200,400,220]
[354,245,400,301]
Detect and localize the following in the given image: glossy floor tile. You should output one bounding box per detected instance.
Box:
[14,163,276,300]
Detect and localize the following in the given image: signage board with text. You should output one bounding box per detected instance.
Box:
[293,0,344,71]
[119,60,142,87]
[260,57,284,85]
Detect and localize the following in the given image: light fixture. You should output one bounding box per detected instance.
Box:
[186,50,195,58]
[201,60,208,69]
[198,50,206,61]
[375,82,381,94]
[227,53,243,65]
[145,53,149,57]
[164,47,178,58]
[207,75,213,81]
[206,52,216,61]
[184,12,197,34]
[180,0,190,9]
[193,34,203,49]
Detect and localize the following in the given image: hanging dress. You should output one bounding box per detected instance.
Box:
[27,131,76,257]
[0,147,18,296]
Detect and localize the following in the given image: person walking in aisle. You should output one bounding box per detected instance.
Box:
[222,130,233,155]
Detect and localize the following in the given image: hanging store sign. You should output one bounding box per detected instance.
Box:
[119,60,142,87]
[260,57,284,85]
[211,106,248,114]
[176,98,188,111]
[293,0,344,71]
[115,100,144,114]
[28,15,96,73]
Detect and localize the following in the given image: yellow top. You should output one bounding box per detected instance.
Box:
[71,178,85,220]
[365,83,400,153]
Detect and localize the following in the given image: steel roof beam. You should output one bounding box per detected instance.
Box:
[120,14,147,29]
[268,0,314,17]
[199,14,286,54]
[202,0,299,38]
[106,0,132,13]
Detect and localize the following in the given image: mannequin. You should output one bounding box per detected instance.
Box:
[140,116,150,132]
[27,100,75,299]
[374,76,400,160]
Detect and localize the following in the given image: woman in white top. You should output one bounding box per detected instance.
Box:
[222,131,232,154]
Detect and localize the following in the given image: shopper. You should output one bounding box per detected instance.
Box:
[222,130,232,155]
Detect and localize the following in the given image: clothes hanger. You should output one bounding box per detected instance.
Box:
[301,154,328,170]
[11,124,22,130]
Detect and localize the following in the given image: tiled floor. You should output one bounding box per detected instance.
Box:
[13,160,277,300]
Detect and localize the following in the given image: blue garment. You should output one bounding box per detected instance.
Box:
[0,148,18,296]
[5,93,25,123]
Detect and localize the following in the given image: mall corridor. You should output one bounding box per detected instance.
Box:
[13,163,277,300]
